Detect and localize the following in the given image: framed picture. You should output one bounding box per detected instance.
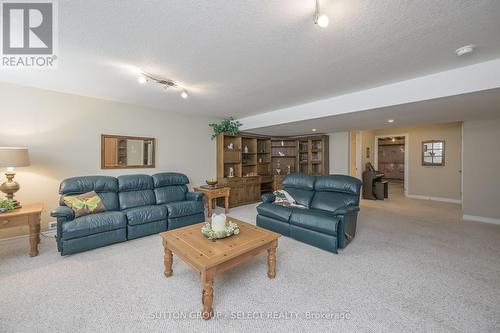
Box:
[422,140,445,166]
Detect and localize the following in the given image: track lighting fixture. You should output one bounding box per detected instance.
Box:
[137,72,189,98]
[314,0,329,28]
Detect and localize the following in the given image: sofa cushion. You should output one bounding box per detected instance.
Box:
[310,192,358,214]
[314,175,362,205]
[59,176,119,211]
[165,201,204,218]
[117,174,154,191]
[152,172,189,187]
[123,205,167,225]
[117,175,156,210]
[289,209,340,236]
[282,173,315,190]
[154,185,187,204]
[61,211,126,240]
[256,203,292,222]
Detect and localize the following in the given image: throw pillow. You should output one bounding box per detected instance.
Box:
[63,191,106,218]
[273,190,306,209]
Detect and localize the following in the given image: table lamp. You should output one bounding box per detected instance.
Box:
[0,147,30,208]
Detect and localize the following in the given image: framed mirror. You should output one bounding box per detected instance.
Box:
[101,134,155,169]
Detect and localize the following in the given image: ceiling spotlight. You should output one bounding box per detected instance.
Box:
[138,72,190,99]
[455,44,476,57]
[387,119,395,123]
[314,0,329,28]
[312,128,317,132]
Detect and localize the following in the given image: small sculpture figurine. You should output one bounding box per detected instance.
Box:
[287,165,291,174]
[244,146,249,153]
[228,167,234,177]
[227,142,234,150]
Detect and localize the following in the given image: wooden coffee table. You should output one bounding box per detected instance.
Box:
[160,217,280,319]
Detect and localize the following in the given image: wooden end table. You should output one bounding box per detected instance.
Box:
[193,186,230,217]
[0,203,43,257]
[160,217,280,319]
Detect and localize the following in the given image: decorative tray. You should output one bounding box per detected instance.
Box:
[201,221,240,240]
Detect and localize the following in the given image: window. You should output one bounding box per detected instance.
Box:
[422,140,445,166]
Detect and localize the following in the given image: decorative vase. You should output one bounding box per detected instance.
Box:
[211,213,227,233]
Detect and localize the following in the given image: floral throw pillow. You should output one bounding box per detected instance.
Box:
[63,191,106,218]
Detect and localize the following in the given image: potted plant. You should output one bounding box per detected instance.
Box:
[0,198,14,213]
[209,117,242,139]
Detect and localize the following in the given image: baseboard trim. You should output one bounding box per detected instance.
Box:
[405,194,461,204]
[463,214,500,225]
[0,229,56,243]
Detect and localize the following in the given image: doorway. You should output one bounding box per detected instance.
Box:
[374,134,409,195]
[349,131,362,179]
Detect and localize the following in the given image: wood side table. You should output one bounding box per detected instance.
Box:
[160,218,280,319]
[0,203,43,257]
[193,186,230,217]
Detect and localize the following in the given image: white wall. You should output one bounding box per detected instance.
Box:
[373,123,462,202]
[463,119,500,223]
[328,132,349,175]
[0,82,217,238]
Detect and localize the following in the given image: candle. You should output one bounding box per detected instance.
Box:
[211,214,226,232]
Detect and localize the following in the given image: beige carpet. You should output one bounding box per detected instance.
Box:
[1,184,500,332]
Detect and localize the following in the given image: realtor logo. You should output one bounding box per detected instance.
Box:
[1,0,58,68]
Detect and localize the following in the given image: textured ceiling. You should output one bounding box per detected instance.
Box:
[1,0,500,118]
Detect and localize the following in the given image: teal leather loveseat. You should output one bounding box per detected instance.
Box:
[50,172,205,255]
[256,173,362,253]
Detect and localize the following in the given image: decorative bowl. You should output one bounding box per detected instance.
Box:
[206,178,218,186]
[201,221,240,240]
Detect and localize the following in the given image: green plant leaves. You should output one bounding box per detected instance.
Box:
[209,117,242,139]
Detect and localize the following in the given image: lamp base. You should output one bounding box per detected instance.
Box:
[11,199,21,209]
[0,171,21,209]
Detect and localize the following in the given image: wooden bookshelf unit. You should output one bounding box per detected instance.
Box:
[216,133,329,208]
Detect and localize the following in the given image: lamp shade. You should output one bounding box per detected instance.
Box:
[0,147,30,167]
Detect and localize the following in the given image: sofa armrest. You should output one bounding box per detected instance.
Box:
[331,206,360,216]
[186,191,204,202]
[261,193,275,203]
[50,206,74,221]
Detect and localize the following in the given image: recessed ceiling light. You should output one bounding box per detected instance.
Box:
[181,90,189,99]
[455,44,476,57]
[312,128,317,132]
[391,137,396,142]
[138,76,147,84]
[387,119,395,123]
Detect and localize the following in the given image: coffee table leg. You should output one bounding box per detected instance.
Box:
[163,239,173,277]
[201,269,215,320]
[267,242,277,278]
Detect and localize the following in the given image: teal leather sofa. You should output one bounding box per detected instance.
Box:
[256,173,362,253]
[50,172,204,255]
